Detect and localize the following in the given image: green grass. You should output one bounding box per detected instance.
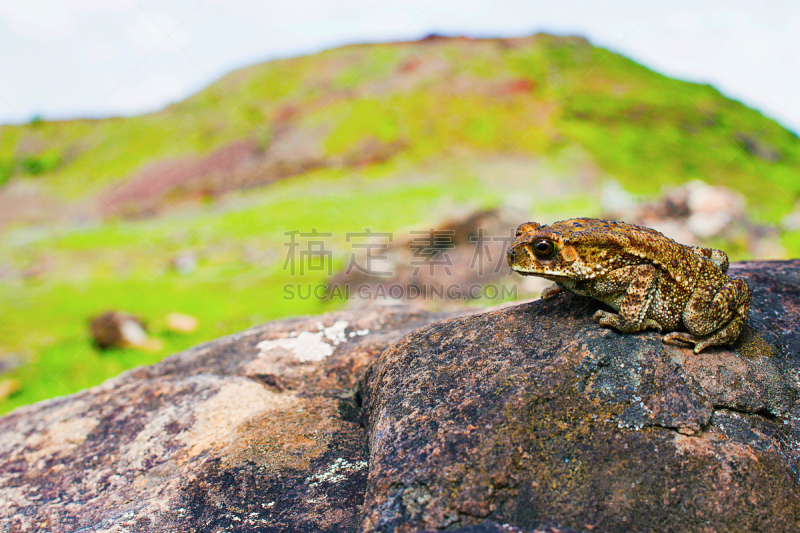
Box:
[1,270,333,413]
[326,99,400,154]
[783,230,800,257]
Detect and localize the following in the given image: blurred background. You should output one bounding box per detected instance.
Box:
[2,0,800,414]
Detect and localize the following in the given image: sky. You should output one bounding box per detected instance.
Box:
[1,1,800,132]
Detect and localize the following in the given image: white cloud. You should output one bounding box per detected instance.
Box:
[84,42,116,65]
[0,2,78,40]
[0,0,125,40]
[104,73,186,115]
[128,11,170,54]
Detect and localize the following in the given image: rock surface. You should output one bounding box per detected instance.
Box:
[360,260,800,532]
[2,261,800,532]
[0,305,447,532]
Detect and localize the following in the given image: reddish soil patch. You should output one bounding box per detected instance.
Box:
[498,78,537,95]
[100,127,407,219]
[101,139,264,218]
[0,180,68,230]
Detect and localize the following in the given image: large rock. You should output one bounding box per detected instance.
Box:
[2,261,800,532]
[0,305,447,532]
[360,260,800,532]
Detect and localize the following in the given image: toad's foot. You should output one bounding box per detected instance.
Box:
[663,332,719,354]
[592,310,662,334]
[542,283,563,300]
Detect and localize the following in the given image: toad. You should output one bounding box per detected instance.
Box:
[507,218,750,353]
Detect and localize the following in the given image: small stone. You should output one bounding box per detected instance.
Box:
[170,252,197,275]
[165,313,199,334]
[89,311,149,349]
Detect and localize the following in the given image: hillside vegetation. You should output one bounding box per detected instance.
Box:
[1,34,799,414]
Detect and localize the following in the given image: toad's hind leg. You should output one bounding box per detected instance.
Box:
[690,246,729,273]
[663,277,750,353]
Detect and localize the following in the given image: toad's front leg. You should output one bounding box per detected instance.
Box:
[592,264,663,333]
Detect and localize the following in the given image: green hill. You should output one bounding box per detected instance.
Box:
[1,34,799,414]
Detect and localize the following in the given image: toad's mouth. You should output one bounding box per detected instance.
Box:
[510,266,571,280]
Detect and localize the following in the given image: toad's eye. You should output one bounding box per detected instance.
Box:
[532,239,555,258]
